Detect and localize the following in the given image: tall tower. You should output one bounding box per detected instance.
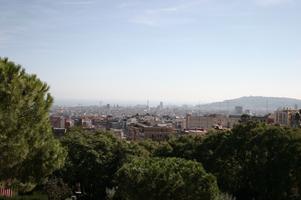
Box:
[147,99,150,111]
[160,101,164,110]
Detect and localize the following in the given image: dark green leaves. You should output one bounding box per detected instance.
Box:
[115,157,219,200]
[0,58,66,192]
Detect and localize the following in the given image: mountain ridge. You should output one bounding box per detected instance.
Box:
[199,96,301,113]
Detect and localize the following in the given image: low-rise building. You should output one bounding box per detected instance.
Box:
[274,108,301,127]
[127,123,175,140]
[185,114,240,130]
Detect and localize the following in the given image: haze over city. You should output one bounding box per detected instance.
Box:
[1,0,301,104]
[3,1,301,199]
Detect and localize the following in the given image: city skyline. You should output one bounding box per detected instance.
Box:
[1,0,301,103]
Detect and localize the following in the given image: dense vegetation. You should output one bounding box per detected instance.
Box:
[115,157,219,200]
[54,123,301,200]
[0,58,66,192]
[57,129,146,199]
[154,122,301,200]
[2,58,301,200]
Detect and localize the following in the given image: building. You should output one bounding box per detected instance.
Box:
[234,106,243,115]
[143,126,174,140]
[50,116,66,128]
[185,114,240,130]
[127,123,175,140]
[81,117,93,128]
[159,101,164,110]
[174,118,186,130]
[274,108,300,127]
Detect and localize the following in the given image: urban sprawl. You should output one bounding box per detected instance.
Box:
[50,102,300,140]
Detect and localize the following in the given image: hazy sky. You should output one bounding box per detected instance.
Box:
[1,0,301,104]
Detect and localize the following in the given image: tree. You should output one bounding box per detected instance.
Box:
[197,122,301,200]
[59,130,146,200]
[137,139,173,157]
[166,135,202,159]
[44,177,72,200]
[137,139,161,156]
[0,58,66,191]
[115,157,220,200]
[239,114,251,123]
[139,135,203,159]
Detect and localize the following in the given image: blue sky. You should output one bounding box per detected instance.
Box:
[1,0,301,105]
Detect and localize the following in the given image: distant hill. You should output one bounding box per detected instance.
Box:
[199,96,301,113]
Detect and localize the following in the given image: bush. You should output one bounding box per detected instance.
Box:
[44,177,72,200]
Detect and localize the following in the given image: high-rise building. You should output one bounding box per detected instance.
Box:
[147,100,150,111]
[159,101,164,110]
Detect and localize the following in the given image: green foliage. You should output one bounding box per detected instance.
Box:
[4,58,301,200]
[0,58,66,191]
[141,122,301,200]
[44,177,72,200]
[137,135,203,159]
[198,122,301,200]
[137,139,173,157]
[115,157,220,200]
[137,139,161,155]
[59,130,147,200]
[166,135,202,159]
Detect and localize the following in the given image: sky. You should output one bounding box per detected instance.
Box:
[0,0,301,105]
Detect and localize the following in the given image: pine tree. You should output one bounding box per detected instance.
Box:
[0,58,66,192]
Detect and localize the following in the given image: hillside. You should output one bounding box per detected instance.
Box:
[199,96,301,113]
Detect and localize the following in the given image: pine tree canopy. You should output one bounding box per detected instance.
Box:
[0,58,66,192]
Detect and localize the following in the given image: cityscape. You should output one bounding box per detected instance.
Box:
[1,0,301,200]
[50,98,301,140]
